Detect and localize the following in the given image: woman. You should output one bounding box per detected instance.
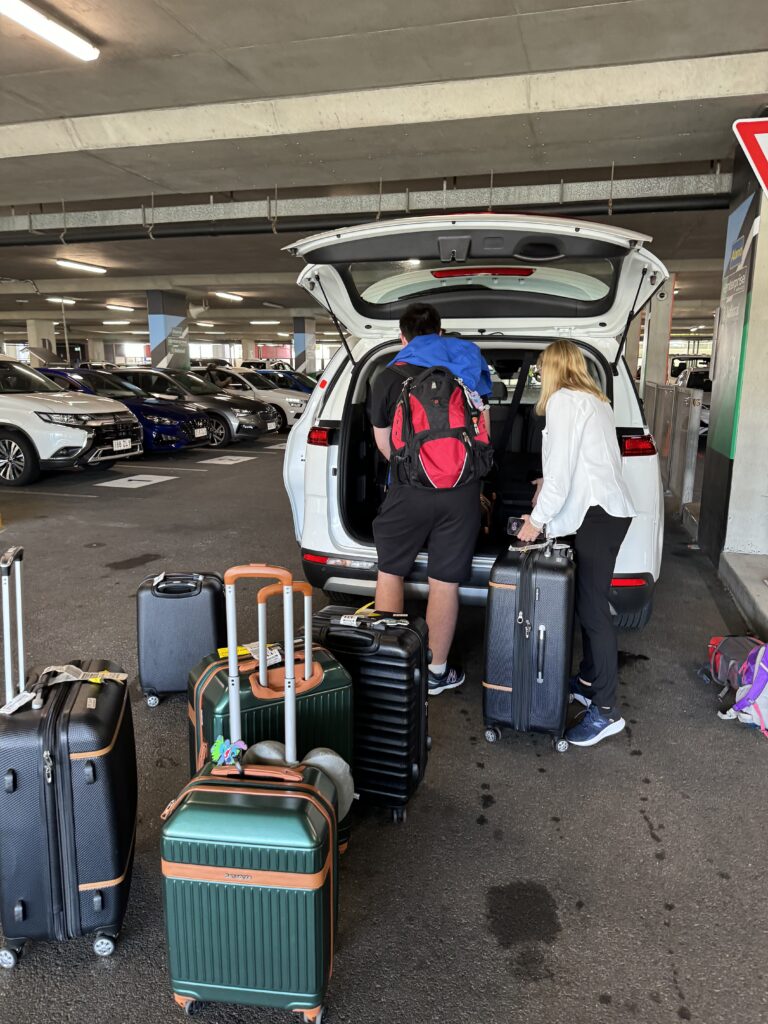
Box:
[517,340,636,748]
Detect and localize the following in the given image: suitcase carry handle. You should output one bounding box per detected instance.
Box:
[211,764,304,782]
[224,564,298,763]
[1,546,25,704]
[312,623,379,653]
[257,582,313,688]
[152,572,204,597]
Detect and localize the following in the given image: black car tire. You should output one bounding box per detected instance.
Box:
[208,415,231,448]
[275,409,288,433]
[0,431,40,486]
[614,600,653,632]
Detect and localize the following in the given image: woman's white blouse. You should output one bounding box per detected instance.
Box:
[530,388,636,538]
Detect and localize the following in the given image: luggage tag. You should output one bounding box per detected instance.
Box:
[217,643,283,667]
[0,691,34,717]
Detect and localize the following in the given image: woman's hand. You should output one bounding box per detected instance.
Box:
[517,514,541,544]
[532,478,544,507]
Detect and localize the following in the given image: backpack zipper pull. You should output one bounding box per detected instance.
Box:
[43,750,54,785]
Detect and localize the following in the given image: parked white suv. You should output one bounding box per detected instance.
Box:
[202,366,308,432]
[284,214,667,630]
[0,359,142,485]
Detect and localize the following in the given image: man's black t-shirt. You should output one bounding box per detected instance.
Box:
[368,363,422,429]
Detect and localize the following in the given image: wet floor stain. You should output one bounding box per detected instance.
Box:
[481,794,496,810]
[105,552,162,570]
[476,814,488,826]
[481,782,491,791]
[599,993,612,1005]
[618,651,650,668]
[486,881,561,947]
[493,828,504,841]
[641,811,662,843]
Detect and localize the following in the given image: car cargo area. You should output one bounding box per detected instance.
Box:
[339,343,594,558]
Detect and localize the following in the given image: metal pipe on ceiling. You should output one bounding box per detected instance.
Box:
[0,194,731,248]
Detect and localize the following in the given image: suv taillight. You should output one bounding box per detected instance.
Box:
[621,434,657,457]
[308,427,331,447]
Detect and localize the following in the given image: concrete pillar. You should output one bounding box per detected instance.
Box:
[26,319,56,352]
[624,315,643,380]
[241,340,257,362]
[639,276,675,395]
[293,316,316,373]
[87,339,106,362]
[147,290,189,368]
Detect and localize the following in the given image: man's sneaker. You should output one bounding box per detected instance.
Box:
[566,704,625,747]
[428,664,465,695]
[569,674,593,708]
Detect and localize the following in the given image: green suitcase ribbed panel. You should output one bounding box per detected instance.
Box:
[163,838,320,874]
[165,878,329,1002]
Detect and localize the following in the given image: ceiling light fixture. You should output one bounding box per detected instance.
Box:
[15,298,29,304]
[103,320,130,325]
[204,331,226,335]
[213,291,243,302]
[195,321,215,327]
[277,332,291,338]
[105,303,135,312]
[263,301,285,309]
[55,257,106,274]
[46,296,75,305]
[0,0,100,61]
[130,330,149,335]
[249,320,281,325]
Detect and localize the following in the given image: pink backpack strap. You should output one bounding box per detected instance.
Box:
[733,645,768,713]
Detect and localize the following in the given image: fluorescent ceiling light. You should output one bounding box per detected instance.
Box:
[277,332,290,338]
[213,291,243,302]
[195,321,215,327]
[15,298,29,304]
[321,331,341,336]
[0,1,99,61]
[263,301,285,309]
[130,330,149,335]
[55,257,106,274]
[105,303,135,312]
[103,320,130,325]
[250,320,280,325]
[205,331,226,335]
[46,296,75,305]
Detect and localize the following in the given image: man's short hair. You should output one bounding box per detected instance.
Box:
[399,303,441,342]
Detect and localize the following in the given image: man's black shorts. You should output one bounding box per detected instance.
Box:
[373,482,481,584]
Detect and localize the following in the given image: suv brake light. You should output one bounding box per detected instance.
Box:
[431,267,534,279]
[610,577,648,588]
[308,427,331,447]
[621,434,657,457]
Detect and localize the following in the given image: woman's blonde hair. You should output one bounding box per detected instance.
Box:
[536,339,608,416]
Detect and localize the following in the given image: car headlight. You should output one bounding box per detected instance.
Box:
[287,399,304,408]
[145,414,176,426]
[233,409,253,419]
[36,412,91,426]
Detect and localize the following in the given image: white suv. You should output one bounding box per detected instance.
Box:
[0,359,142,485]
[284,214,667,630]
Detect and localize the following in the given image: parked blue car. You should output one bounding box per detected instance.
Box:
[256,368,316,394]
[41,368,212,453]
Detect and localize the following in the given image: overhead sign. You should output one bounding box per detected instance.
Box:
[733,118,768,199]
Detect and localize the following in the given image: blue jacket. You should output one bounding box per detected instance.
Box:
[389,333,492,397]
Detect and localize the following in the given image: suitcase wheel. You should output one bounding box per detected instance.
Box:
[93,934,116,958]
[145,691,161,709]
[301,1007,325,1024]
[554,738,569,754]
[391,807,407,825]
[0,946,21,969]
[484,727,502,744]
[174,997,203,1017]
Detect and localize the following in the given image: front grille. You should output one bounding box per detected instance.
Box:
[91,414,141,444]
[181,416,210,442]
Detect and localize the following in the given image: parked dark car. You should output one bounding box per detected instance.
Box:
[256,368,316,394]
[113,367,280,447]
[41,368,213,453]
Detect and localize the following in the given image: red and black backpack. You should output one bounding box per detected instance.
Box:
[389,365,494,489]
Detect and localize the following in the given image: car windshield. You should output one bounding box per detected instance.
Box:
[290,371,316,388]
[76,371,145,399]
[0,363,63,394]
[263,371,295,389]
[239,371,277,390]
[166,370,220,395]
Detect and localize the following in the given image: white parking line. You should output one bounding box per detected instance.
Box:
[197,455,257,465]
[95,474,177,489]
[109,464,208,472]
[0,489,100,499]
[265,443,287,450]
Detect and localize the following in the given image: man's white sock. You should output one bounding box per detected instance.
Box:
[431,662,447,676]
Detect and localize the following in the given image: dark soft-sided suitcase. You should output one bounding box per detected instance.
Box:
[137,571,225,707]
[162,566,339,1022]
[188,570,353,776]
[483,541,575,752]
[0,547,138,966]
[312,606,429,822]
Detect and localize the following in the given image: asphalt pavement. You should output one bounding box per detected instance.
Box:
[0,444,764,1024]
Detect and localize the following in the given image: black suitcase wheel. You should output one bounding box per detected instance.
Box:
[391,807,407,825]
[554,738,569,754]
[484,727,502,744]
[93,933,116,957]
[145,691,160,709]
[0,946,21,969]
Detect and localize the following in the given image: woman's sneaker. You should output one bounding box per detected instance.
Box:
[566,704,625,746]
[428,664,465,696]
[569,674,593,708]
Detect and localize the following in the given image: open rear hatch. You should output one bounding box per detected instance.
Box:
[287,213,668,356]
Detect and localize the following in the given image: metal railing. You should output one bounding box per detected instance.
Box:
[644,382,703,513]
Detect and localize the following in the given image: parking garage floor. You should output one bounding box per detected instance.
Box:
[0,447,765,1024]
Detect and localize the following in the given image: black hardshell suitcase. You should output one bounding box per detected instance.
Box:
[0,547,138,966]
[137,571,225,706]
[312,606,429,822]
[483,542,576,752]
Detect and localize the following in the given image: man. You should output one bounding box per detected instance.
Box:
[369,302,492,695]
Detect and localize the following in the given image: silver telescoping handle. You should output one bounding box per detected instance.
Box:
[1,546,25,704]
[282,581,297,766]
[256,584,313,689]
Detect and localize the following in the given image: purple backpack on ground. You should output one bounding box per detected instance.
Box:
[716,642,768,739]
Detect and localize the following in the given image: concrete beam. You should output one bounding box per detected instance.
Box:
[1,53,766,160]
[0,274,298,295]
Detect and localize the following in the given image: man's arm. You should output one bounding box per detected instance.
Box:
[373,425,392,462]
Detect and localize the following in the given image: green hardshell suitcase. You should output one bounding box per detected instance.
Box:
[162,565,339,1022]
[188,577,353,776]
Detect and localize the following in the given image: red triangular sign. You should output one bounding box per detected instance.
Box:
[733,118,768,198]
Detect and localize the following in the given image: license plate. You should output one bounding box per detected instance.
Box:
[194,427,207,438]
[112,438,131,452]
[267,422,277,431]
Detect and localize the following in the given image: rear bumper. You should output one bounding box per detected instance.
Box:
[302,551,656,614]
